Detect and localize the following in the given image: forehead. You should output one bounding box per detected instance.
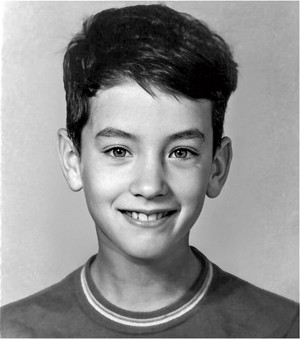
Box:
[86,82,213,139]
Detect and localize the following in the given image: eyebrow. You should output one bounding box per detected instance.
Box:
[167,129,206,143]
[96,127,138,141]
[96,127,205,142]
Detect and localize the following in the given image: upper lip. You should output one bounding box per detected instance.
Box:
[119,209,178,215]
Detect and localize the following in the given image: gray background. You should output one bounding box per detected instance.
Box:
[2,1,299,305]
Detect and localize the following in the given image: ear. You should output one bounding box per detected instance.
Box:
[206,137,232,198]
[57,128,83,192]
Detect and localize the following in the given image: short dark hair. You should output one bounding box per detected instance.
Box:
[63,4,238,154]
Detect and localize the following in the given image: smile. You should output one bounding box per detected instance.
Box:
[124,211,170,221]
[119,209,177,227]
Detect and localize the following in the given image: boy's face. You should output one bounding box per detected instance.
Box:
[78,82,215,260]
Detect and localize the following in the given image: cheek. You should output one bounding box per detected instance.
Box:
[170,165,211,207]
[184,179,207,208]
[81,162,129,208]
[170,171,208,234]
[81,166,109,204]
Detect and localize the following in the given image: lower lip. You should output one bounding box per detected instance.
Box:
[120,211,177,228]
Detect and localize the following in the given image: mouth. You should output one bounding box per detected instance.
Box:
[119,209,177,226]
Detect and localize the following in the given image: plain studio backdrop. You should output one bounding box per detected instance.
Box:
[1,1,299,305]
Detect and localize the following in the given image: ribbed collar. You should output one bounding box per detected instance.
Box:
[80,247,213,327]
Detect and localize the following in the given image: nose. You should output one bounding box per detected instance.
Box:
[129,156,169,199]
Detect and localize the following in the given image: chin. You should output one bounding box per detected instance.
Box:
[120,239,173,262]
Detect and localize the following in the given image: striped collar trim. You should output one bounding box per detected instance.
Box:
[80,256,213,327]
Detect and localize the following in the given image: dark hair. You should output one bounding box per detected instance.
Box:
[63,4,238,154]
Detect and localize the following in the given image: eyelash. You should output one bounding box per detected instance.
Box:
[104,146,198,160]
[104,147,132,159]
[169,147,199,160]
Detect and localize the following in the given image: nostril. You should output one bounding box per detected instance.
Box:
[130,182,169,199]
[129,177,169,199]
[129,160,169,199]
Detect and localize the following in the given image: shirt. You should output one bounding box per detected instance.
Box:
[1,248,299,337]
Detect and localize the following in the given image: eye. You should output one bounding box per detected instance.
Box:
[169,148,198,159]
[173,149,188,158]
[106,147,131,158]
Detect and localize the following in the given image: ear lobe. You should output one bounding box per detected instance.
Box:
[206,137,232,198]
[57,128,83,192]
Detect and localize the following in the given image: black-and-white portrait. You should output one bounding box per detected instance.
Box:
[1,1,298,337]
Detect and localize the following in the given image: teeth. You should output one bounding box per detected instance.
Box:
[148,214,157,221]
[157,212,163,219]
[125,211,171,221]
[139,213,148,221]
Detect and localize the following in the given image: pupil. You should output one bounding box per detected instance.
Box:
[176,150,187,158]
[113,148,125,157]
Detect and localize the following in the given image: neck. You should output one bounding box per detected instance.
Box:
[90,240,201,312]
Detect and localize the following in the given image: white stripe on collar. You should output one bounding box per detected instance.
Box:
[80,258,213,327]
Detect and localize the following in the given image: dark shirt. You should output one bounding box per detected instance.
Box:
[1,248,299,337]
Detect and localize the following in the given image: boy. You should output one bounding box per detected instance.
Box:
[1,4,298,338]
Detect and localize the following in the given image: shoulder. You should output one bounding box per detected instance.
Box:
[1,267,81,338]
[206,263,299,337]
